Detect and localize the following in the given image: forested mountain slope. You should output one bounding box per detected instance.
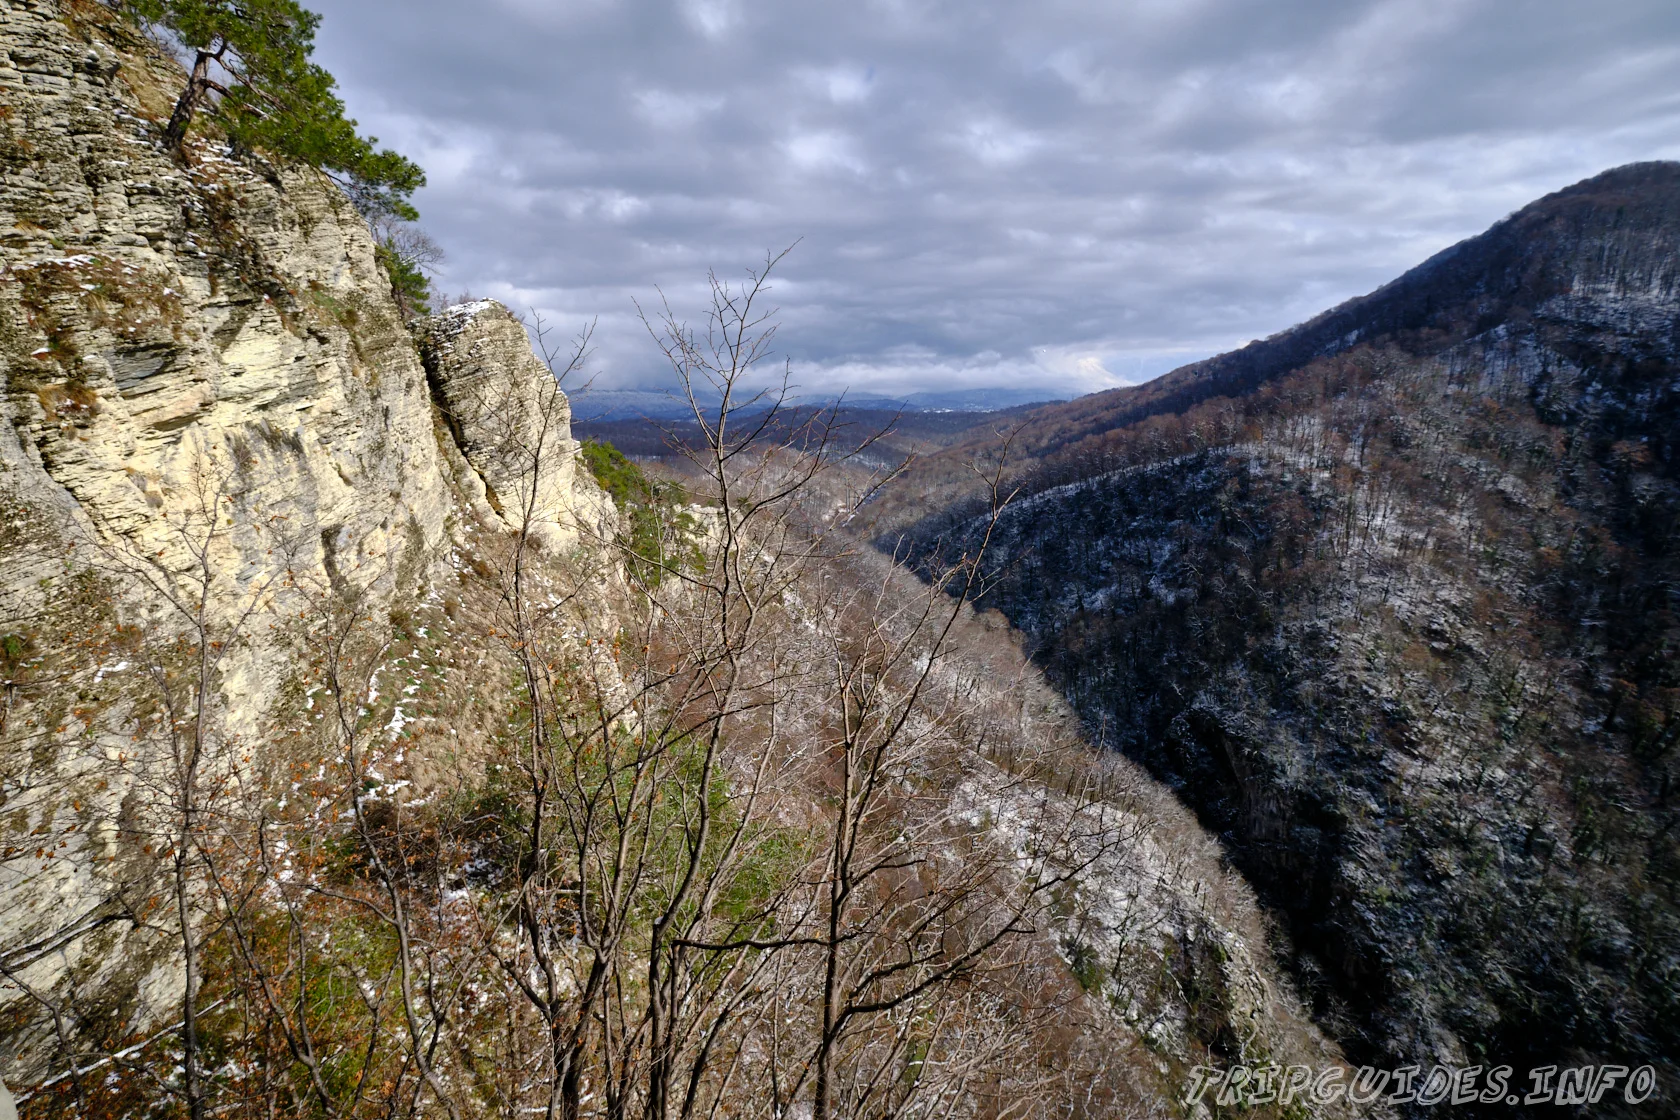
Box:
[865,162,1680,540]
[873,163,1680,1115]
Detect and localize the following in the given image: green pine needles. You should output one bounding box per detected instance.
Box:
[374,239,433,318]
[128,0,425,223]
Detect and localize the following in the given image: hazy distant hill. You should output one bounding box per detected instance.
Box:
[567,385,1065,423]
[870,163,1680,1115]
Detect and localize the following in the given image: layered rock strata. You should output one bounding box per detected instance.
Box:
[418,300,613,552]
[0,0,606,1080]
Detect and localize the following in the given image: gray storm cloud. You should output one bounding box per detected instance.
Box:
[305,0,1680,398]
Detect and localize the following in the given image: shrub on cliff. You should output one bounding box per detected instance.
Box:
[580,438,700,583]
[371,217,441,318]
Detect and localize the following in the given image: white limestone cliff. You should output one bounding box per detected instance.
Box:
[0,0,612,1078]
[418,299,615,553]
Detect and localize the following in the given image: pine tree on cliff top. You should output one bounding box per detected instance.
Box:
[128,0,425,222]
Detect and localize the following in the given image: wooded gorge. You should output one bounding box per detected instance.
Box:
[0,8,1350,1112]
[3,2,1679,1118]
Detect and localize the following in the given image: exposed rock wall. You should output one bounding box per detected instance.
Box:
[0,0,608,1082]
[0,0,457,595]
[418,300,613,552]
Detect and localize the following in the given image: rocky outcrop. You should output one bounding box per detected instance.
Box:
[0,1,455,605]
[418,300,613,552]
[0,0,611,1084]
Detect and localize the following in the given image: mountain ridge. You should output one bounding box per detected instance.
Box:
[867,161,1680,1115]
[861,160,1680,543]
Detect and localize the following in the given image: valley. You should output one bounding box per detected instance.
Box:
[1,2,1676,1117]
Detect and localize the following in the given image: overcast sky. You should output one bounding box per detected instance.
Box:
[306,0,1680,399]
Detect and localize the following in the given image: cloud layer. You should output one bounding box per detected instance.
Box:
[307,0,1680,397]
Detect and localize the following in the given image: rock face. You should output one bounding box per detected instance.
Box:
[0,0,607,1080]
[418,300,613,552]
[1,0,455,603]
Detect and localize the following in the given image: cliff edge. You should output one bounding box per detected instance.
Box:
[0,0,609,1081]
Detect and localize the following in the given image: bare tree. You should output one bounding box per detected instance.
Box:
[2,448,298,1117]
[6,259,1138,1120]
[633,253,1130,1120]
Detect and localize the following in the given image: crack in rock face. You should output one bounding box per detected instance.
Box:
[417,300,612,554]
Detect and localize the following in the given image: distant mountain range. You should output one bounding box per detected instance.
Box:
[566,384,1067,421]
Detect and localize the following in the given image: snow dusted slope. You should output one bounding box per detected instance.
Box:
[905,165,1680,1116]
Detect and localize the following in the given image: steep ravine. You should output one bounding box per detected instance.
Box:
[0,5,1369,1116]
